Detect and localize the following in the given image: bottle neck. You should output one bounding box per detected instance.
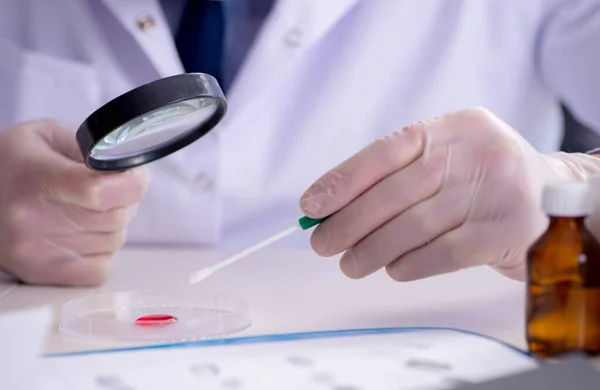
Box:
[547,216,587,230]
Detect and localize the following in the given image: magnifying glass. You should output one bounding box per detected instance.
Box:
[76,73,227,171]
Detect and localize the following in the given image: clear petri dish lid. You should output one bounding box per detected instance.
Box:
[58,291,251,343]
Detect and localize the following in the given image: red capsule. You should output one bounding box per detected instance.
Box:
[135,314,178,326]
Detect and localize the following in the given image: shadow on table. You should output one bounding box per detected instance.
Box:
[323,291,526,343]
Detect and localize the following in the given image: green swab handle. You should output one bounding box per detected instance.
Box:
[298,216,327,230]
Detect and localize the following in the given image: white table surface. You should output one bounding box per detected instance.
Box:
[0,248,528,355]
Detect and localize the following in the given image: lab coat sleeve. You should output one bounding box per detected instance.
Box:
[537,0,600,132]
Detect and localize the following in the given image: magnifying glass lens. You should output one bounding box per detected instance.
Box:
[89,98,218,161]
[77,73,227,171]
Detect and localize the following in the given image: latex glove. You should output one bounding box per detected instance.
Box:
[0,120,148,286]
[300,107,600,282]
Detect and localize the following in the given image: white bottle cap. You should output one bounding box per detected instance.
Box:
[542,179,591,217]
[586,173,600,212]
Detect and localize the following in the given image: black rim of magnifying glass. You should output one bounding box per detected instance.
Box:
[76,73,227,171]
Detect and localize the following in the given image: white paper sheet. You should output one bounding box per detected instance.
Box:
[0,305,53,390]
[40,329,538,390]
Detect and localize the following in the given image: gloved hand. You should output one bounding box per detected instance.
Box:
[300,107,600,282]
[0,120,148,286]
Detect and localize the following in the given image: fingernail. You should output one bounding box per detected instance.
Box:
[386,262,413,282]
[98,169,148,210]
[340,249,361,279]
[98,181,122,209]
[300,192,328,217]
[133,167,150,195]
[310,224,333,255]
[130,166,149,185]
[48,118,75,131]
[87,257,114,286]
[126,204,140,223]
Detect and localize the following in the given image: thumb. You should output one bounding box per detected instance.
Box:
[40,119,85,163]
[33,121,148,210]
[33,128,99,208]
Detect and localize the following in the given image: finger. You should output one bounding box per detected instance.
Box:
[13,201,139,235]
[38,119,84,162]
[55,204,140,233]
[10,232,122,286]
[43,231,127,256]
[42,162,148,211]
[384,224,528,282]
[17,253,115,287]
[311,146,449,256]
[14,231,126,263]
[300,126,427,218]
[30,122,149,210]
[338,184,471,279]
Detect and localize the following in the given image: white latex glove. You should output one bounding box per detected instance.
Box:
[300,107,600,282]
[0,120,148,286]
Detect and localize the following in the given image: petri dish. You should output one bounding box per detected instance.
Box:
[58,291,251,343]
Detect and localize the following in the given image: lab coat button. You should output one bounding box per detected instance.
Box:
[283,28,303,48]
[136,14,156,32]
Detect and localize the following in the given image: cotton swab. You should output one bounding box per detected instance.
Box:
[188,216,325,285]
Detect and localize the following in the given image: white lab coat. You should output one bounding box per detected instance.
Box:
[1,0,599,249]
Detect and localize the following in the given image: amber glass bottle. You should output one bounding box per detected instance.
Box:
[526,180,600,358]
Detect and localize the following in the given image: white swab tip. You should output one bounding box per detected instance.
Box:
[187,224,302,285]
[189,269,211,285]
